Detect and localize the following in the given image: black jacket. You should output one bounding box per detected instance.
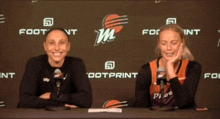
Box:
[17,54,92,108]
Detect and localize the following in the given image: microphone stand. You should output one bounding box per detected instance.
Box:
[160,80,165,107]
[45,71,70,111]
[56,80,61,98]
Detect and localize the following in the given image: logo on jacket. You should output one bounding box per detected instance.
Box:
[43,78,50,82]
[94,14,128,46]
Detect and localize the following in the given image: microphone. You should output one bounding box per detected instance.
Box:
[45,69,71,111]
[53,69,64,98]
[156,67,167,106]
[157,67,167,88]
[150,67,174,111]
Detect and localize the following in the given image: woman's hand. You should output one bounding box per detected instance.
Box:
[166,43,183,81]
[39,92,51,99]
[167,43,183,65]
[65,104,78,108]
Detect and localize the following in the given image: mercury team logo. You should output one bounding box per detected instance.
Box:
[103,100,128,108]
[94,14,128,46]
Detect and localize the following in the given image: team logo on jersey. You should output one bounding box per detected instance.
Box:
[94,14,128,46]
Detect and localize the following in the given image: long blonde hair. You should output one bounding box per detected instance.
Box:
[155,24,194,61]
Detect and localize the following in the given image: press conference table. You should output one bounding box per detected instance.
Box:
[0,107,219,118]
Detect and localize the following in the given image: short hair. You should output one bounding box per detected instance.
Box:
[45,28,70,42]
[156,24,194,61]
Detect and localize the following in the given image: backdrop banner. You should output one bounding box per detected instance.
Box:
[0,0,219,108]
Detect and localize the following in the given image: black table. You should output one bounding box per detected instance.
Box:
[0,107,219,118]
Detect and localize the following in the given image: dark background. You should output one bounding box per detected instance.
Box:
[0,0,219,108]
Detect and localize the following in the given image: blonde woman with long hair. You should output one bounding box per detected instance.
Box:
[133,24,201,109]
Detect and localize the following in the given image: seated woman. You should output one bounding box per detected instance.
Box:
[17,28,92,108]
[133,24,201,109]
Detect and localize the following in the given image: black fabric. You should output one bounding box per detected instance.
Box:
[133,60,201,109]
[17,54,92,108]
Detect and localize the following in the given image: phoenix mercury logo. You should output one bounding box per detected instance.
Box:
[94,14,128,46]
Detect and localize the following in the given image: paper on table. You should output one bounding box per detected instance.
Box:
[88,108,122,113]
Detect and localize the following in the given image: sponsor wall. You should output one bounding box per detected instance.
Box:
[0,0,219,108]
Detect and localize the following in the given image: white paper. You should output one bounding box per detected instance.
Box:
[88,108,122,113]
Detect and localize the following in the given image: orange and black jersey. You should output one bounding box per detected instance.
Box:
[134,58,201,108]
